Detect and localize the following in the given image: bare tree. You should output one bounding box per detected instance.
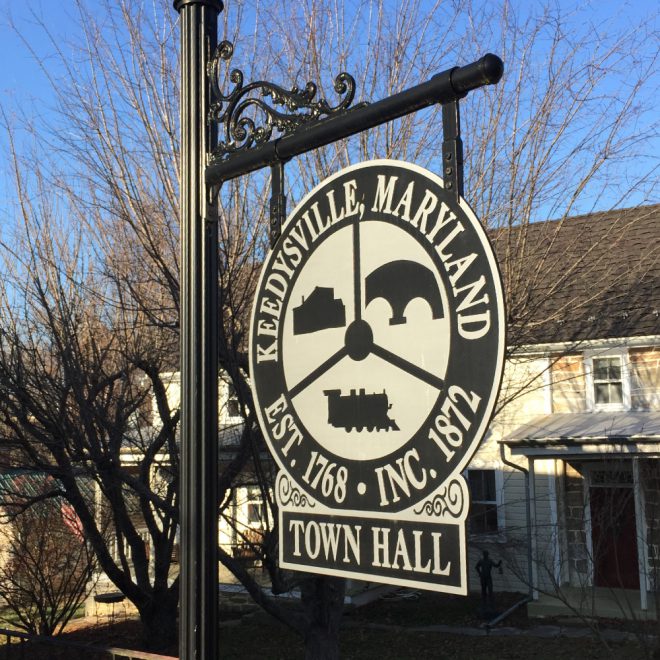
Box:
[0,479,96,637]
[0,0,656,657]
[0,160,180,649]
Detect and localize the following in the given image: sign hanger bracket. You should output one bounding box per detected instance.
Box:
[270,160,286,248]
[205,52,503,185]
[441,99,464,200]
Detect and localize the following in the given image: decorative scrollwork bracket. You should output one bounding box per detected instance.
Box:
[208,41,364,162]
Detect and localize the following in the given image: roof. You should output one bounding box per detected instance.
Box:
[0,470,96,509]
[219,423,245,450]
[502,411,660,457]
[491,204,660,345]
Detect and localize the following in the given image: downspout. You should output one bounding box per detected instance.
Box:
[486,442,534,628]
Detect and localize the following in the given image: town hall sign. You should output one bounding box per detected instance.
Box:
[250,160,505,593]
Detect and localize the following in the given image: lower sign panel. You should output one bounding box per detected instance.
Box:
[281,510,466,593]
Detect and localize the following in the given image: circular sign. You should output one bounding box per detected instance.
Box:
[250,160,505,513]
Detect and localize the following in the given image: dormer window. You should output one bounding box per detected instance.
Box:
[593,357,623,405]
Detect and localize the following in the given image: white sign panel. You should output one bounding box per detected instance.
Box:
[250,159,505,592]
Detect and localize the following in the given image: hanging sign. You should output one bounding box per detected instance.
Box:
[249,159,505,593]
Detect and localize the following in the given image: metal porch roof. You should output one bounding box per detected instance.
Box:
[501,411,660,457]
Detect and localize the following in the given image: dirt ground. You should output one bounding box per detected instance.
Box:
[4,591,657,659]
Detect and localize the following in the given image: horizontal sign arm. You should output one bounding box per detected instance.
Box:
[205,53,503,185]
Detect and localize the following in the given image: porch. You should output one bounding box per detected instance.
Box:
[528,586,658,621]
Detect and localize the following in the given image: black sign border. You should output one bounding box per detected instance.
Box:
[250,160,506,514]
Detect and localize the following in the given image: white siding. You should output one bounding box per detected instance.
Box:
[467,357,552,594]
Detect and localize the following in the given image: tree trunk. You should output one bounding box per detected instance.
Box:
[137,589,178,652]
[301,577,346,660]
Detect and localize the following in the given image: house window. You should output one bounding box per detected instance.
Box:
[592,357,623,405]
[468,469,498,534]
[227,383,240,417]
[245,486,264,526]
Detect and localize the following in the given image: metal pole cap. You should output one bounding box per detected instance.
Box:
[451,54,504,94]
[173,0,224,12]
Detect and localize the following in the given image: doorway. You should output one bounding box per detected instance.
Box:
[589,483,639,589]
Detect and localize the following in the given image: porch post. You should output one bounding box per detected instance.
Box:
[548,459,561,585]
[555,459,570,586]
[529,458,539,599]
[175,1,223,658]
[633,457,649,611]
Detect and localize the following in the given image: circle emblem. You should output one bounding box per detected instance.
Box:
[250,160,505,513]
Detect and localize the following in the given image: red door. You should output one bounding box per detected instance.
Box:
[590,487,639,589]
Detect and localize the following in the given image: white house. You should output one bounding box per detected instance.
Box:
[149,204,659,618]
[465,204,660,618]
[152,371,269,560]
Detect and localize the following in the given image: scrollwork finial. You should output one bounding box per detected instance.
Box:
[208,40,364,161]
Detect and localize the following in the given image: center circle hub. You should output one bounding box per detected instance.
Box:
[344,319,373,361]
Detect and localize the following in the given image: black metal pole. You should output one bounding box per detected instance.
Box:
[206,54,503,185]
[174,1,223,659]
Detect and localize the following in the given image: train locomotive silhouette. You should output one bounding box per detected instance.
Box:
[324,388,399,432]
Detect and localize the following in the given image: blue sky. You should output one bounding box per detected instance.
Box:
[0,0,656,103]
[0,0,657,224]
[0,1,87,104]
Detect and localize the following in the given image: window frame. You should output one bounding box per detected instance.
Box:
[584,349,630,412]
[244,485,266,529]
[466,467,505,539]
[223,379,242,420]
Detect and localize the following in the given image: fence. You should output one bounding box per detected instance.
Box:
[0,627,177,660]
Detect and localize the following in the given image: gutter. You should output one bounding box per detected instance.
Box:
[511,334,660,357]
[485,593,532,629]
[487,442,534,628]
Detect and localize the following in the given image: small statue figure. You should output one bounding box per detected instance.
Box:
[475,550,502,609]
